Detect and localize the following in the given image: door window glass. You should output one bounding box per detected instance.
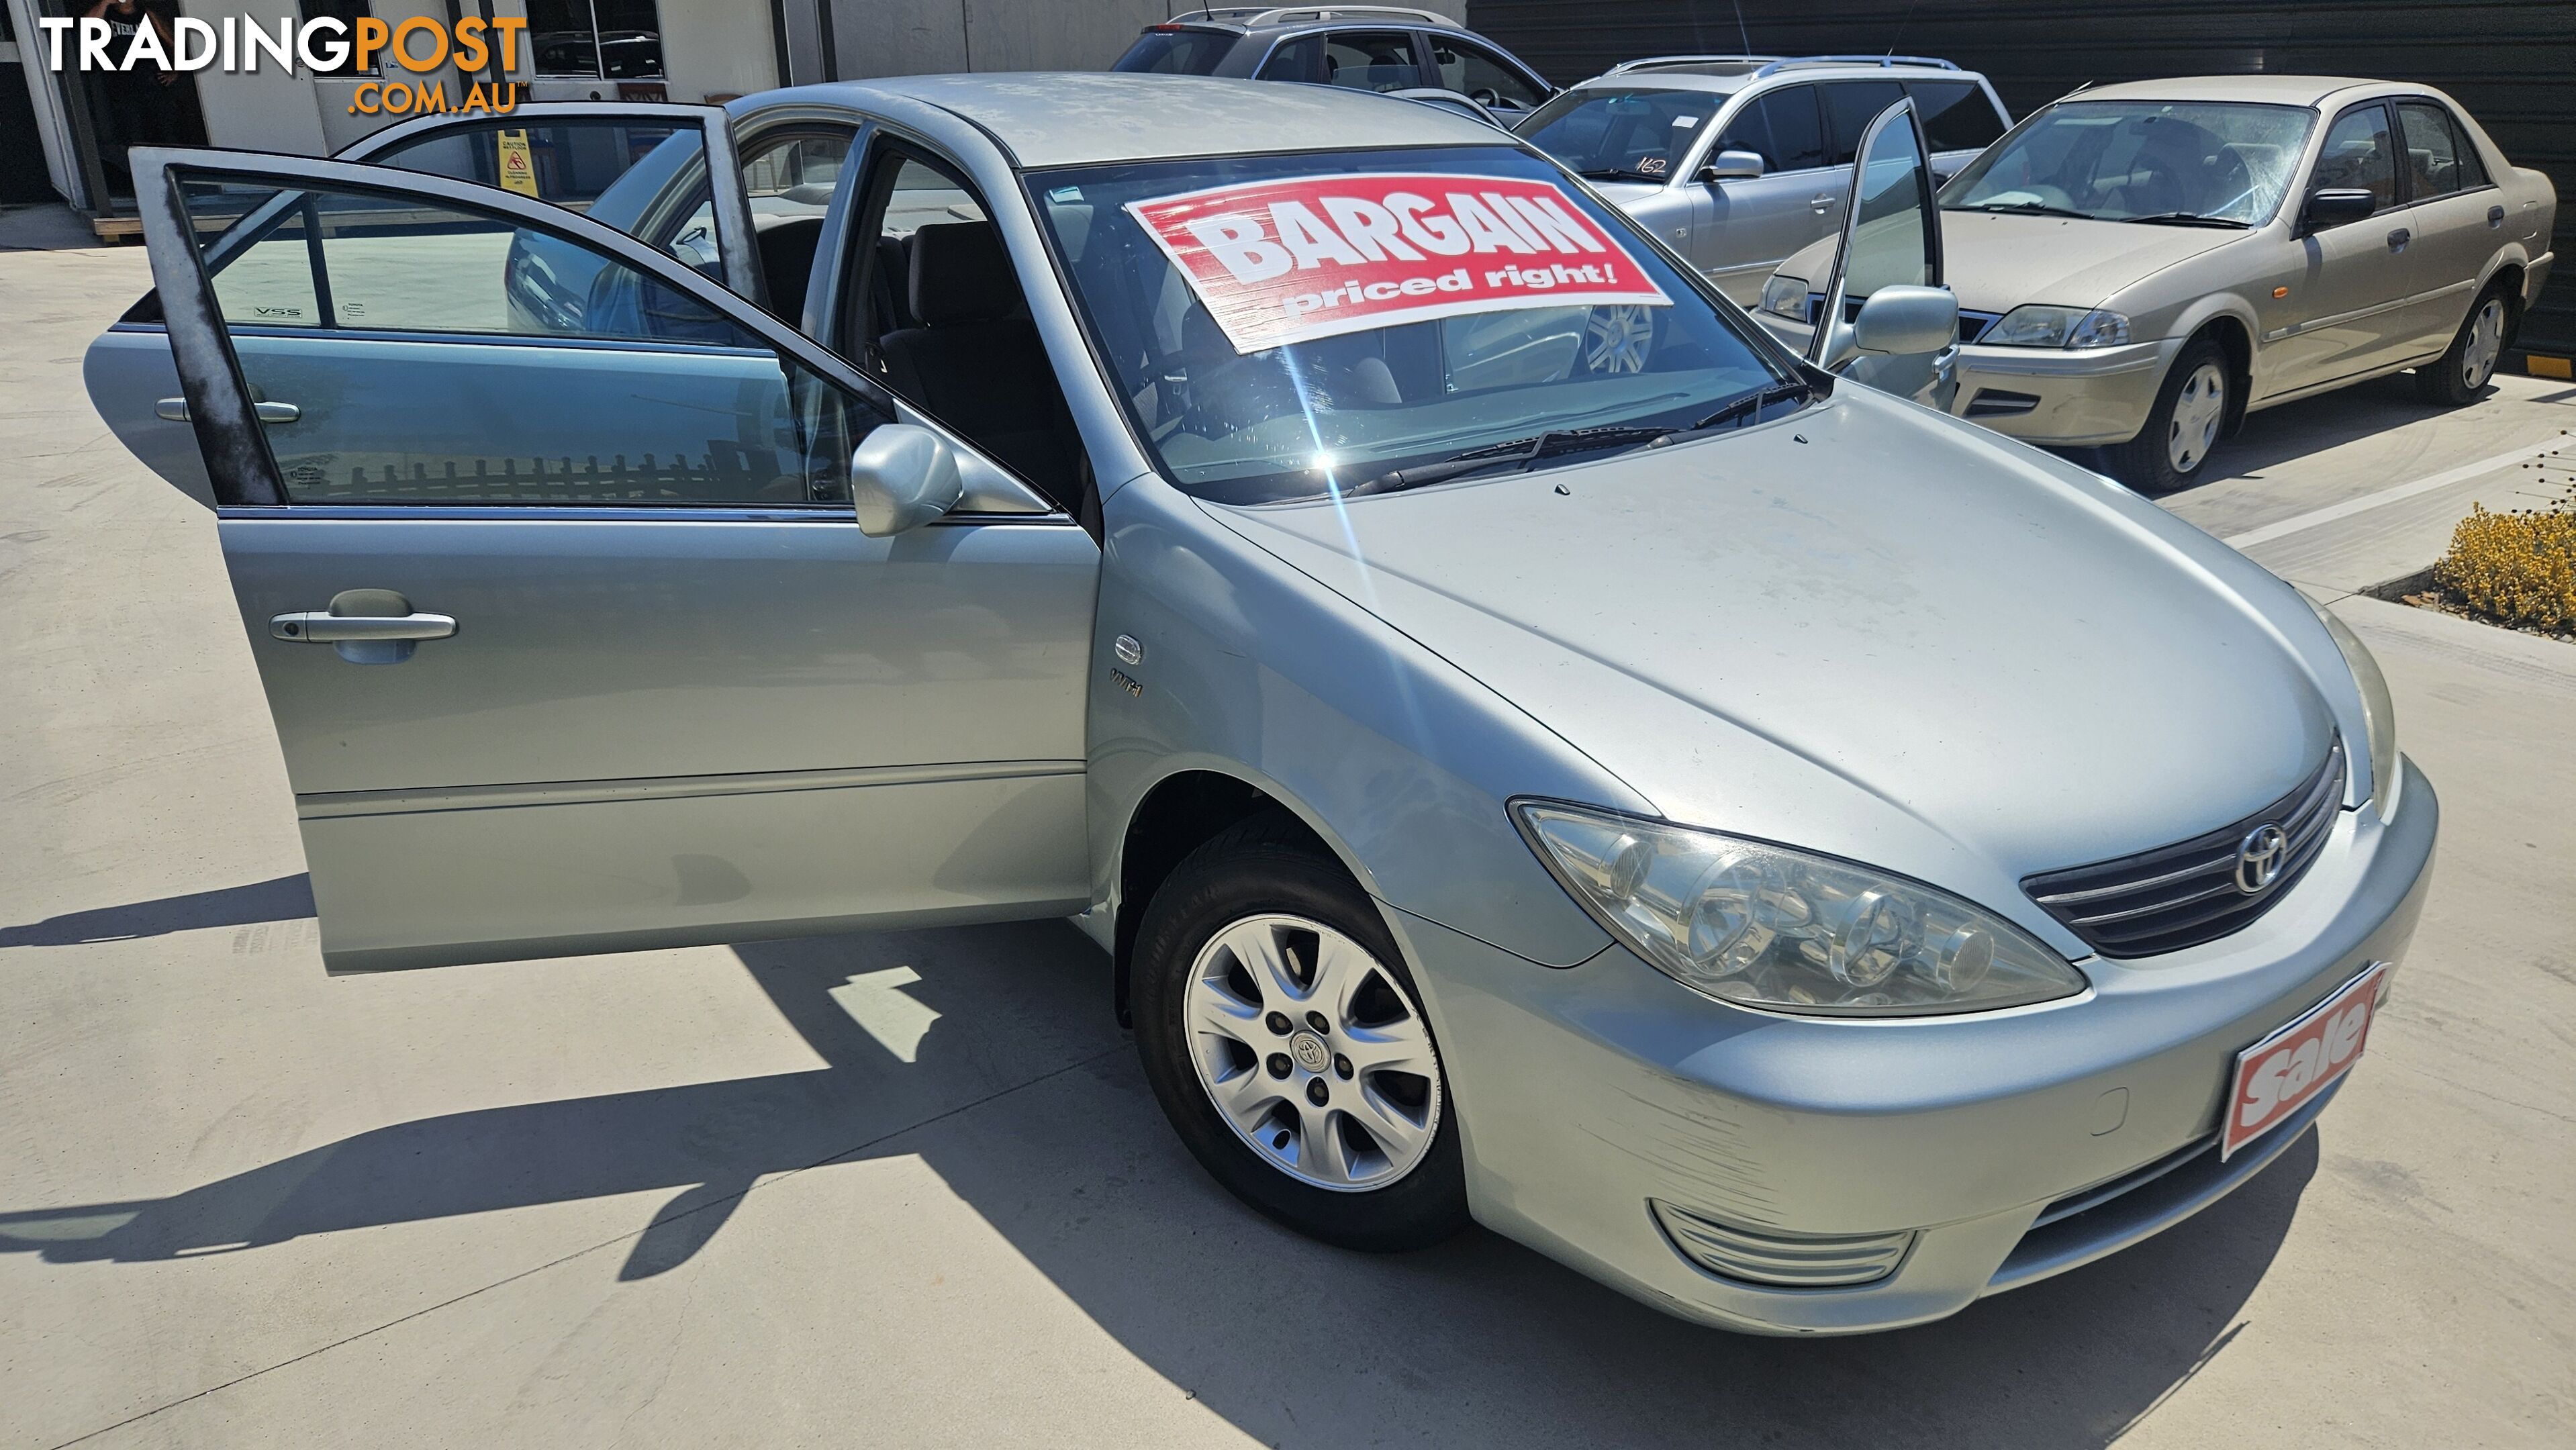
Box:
[1321,32,1421,92]
[1715,85,1827,173]
[1840,108,1937,303]
[1426,38,1545,110]
[2396,101,2477,198]
[2314,105,2397,211]
[176,176,885,507]
[1257,34,1323,83]
[1113,27,1236,75]
[1905,80,2005,152]
[1822,81,1907,166]
[738,130,854,320]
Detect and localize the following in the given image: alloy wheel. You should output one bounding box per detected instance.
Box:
[1585,305,1655,374]
[2166,360,2227,475]
[2463,297,2503,390]
[1183,913,1442,1192]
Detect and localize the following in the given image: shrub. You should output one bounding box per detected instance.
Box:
[2433,503,2576,632]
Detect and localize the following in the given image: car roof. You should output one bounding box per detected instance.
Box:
[1568,56,1984,95]
[760,73,1510,168]
[1157,6,1464,34]
[2071,75,2414,107]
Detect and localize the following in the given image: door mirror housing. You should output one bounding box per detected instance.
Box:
[850,424,964,536]
[1699,150,1765,183]
[2298,187,2378,236]
[1846,284,1958,358]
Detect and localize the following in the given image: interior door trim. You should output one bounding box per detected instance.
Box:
[297,759,1088,819]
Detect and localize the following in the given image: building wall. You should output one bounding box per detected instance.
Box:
[1469,0,2576,362]
[794,0,1177,81]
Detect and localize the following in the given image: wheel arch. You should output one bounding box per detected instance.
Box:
[2170,305,2256,437]
[1108,764,1371,1027]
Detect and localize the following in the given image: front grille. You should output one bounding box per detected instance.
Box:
[1652,1201,1915,1288]
[2023,740,2346,959]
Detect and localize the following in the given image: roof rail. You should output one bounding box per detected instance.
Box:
[1751,53,1962,79]
[1603,54,1782,76]
[1167,6,1457,26]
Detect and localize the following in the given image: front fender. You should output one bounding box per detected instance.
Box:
[1089,473,1631,969]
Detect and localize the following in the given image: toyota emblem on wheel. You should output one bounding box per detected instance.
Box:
[2236,824,2290,894]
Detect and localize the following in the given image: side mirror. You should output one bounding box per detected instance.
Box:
[2298,187,2377,236]
[1698,149,1764,183]
[1846,285,1958,358]
[849,423,963,536]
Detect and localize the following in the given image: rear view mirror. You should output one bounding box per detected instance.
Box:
[2298,187,2377,236]
[1699,150,1764,183]
[849,423,963,536]
[1848,285,1958,358]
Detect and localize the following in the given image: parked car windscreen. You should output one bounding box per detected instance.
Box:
[1518,87,1725,182]
[1112,27,1237,75]
[1029,146,1795,505]
[1942,100,2318,226]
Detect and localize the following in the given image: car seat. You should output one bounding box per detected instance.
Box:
[874,222,1085,511]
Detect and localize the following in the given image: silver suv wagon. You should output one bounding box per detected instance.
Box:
[1521,54,2010,303]
[1112,5,1555,125]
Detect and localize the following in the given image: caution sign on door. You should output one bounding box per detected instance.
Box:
[495,130,538,198]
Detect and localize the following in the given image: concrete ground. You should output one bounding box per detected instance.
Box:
[3,221,2571,1450]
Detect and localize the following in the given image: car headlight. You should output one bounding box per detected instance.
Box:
[1761,273,1811,321]
[1514,802,2089,1016]
[1982,304,2131,348]
[2305,599,2401,819]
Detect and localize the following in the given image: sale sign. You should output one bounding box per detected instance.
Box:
[2222,962,2386,1159]
[1125,173,1671,354]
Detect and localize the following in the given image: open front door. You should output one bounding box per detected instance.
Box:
[129,146,1097,972]
[1808,98,1959,408]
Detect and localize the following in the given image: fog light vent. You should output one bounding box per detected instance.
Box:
[1651,1201,1914,1288]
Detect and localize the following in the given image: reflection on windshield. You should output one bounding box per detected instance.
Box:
[1518,89,1720,183]
[1029,146,1789,505]
[1942,101,2317,226]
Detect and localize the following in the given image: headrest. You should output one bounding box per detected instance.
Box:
[908,222,1016,327]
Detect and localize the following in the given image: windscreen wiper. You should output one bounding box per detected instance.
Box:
[2119,211,2250,229]
[1576,167,1660,183]
[1345,425,1675,497]
[1668,380,1819,437]
[1952,201,2097,220]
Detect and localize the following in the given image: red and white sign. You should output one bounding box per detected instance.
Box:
[2222,962,2387,1159]
[1125,172,1670,354]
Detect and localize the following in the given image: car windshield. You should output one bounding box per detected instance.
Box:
[1942,100,2318,225]
[1112,27,1235,75]
[1027,146,1797,505]
[1517,88,1724,181]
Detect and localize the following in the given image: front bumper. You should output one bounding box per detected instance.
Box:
[1392,758,2437,1335]
[1946,336,2181,446]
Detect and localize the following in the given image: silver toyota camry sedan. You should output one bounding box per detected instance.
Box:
[88,73,2435,1335]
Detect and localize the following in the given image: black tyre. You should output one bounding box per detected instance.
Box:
[2416,283,2510,406]
[1131,814,1468,1252]
[2105,336,2232,493]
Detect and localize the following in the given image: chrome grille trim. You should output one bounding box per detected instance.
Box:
[2022,740,2346,958]
[1652,1201,1915,1288]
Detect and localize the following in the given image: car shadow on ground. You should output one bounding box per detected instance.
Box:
[2121,371,2475,499]
[0,909,2315,1448]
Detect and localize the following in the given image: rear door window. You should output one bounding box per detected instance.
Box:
[1715,85,1828,173]
[1905,80,2006,152]
[2395,100,2484,197]
[1822,80,1907,166]
[1321,31,1424,92]
[1113,27,1235,75]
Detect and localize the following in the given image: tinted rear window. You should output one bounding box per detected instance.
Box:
[1907,80,2006,152]
[1113,28,1235,75]
[1821,79,1905,166]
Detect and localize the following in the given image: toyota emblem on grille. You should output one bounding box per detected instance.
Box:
[2235,824,2290,894]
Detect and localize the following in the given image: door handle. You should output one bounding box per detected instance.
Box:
[2385,228,2410,252]
[1809,193,1839,213]
[271,612,457,642]
[2488,205,2507,228]
[158,397,301,424]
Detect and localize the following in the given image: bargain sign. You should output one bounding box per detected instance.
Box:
[1126,173,1670,354]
